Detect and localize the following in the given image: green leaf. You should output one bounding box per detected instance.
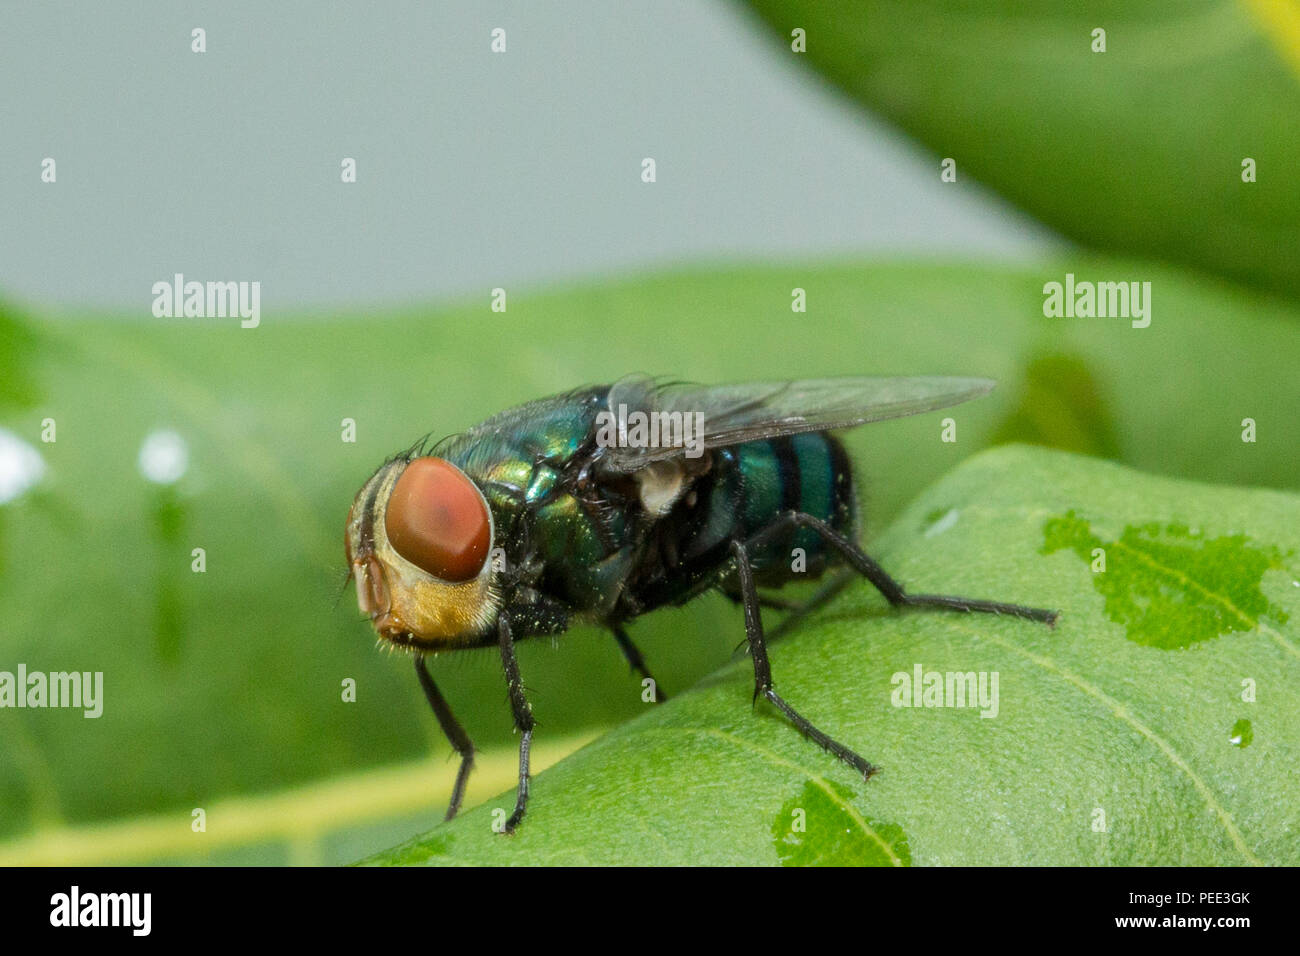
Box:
[741,0,1300,300]
[0,300,39,412]
[1,256,1295,859]
[366,446,1300,865]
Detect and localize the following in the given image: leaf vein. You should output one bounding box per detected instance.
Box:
[944,619,1263,865]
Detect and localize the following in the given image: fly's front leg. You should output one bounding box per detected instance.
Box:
[414,652,476,821]
[753,512,1059,626]
[729,540,877,781]
[497,614,535,833]
[611,624,669,701]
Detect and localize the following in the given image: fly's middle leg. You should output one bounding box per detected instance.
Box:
[729,539,877,781]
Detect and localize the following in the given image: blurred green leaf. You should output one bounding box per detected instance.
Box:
[0,257,1295,859]
[990,353,1121,457]
[0,732,593,866]
[0,300,39,411]
[742,0,1300,300]
[368,446,1299,865]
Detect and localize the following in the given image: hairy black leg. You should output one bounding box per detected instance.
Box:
[729,540,877,781]
[414,652,476,821]
[610,624,669,701]
[750,511,1059,626]
[497,615,534,833]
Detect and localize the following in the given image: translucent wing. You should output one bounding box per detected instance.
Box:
[598,375,995,472]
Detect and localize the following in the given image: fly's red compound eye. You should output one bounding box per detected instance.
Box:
[384,457,491,582]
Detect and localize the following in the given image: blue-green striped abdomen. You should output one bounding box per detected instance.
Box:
[684,432,857,582]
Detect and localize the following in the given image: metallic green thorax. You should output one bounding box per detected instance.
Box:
[436,388,631,615]
[435,385,857,624]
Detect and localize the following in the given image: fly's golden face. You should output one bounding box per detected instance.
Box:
[345,457,501,648]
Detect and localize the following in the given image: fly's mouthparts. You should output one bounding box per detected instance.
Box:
[353,557,391,621]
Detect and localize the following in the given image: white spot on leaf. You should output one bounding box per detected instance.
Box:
[138,429,189,484]
[0,427,46,504]
[924,508,959,538]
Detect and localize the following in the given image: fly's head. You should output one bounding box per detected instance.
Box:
[345,456,501,649]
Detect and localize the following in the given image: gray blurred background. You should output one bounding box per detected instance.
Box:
[3,0,1060,311]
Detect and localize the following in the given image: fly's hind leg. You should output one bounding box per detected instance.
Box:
[610,624,669,702]
[754,511,1059,626]
[729,539,877,781]
[414,652,476,821]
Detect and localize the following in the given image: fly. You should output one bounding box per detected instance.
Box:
[343,375,1058,832]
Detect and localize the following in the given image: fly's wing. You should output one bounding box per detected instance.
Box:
[598,374,995,473]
